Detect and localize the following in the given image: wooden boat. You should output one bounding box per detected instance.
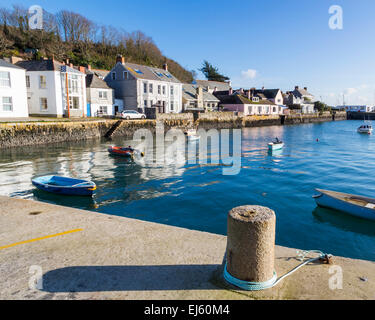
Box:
[184,129,200,141]
[357,124,372,134]
[32,175,96,197]
[313,189,375,221]
[268,138,284,151]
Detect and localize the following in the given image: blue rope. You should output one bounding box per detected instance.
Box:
[224,250,330,291]
[224,262,277,291]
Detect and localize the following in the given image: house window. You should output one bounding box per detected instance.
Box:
[123,71,128,80]
[265,106,270,114]
[99,106,108,114]
[40,98,48,110]
[26,75,30,88]
[162,86,166,95]
[144,100,148,107]
[170,86,174,95]
[149,83,153,94]
[143,82,147,94]
[2,97,13,111]
[99,91,108,99]
[39,76,46,89]
[258,106,262,114]
[170,101,174,111]
[158,85,161,94]
[273,107,277,113]
[248,106,253,114]
[69,96,80,109]
[111,72,116,80]
[0,71,10,87]
[69,75,79,94]
[150,100,153,107]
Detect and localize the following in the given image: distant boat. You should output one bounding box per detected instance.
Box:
[108,146,144,158]
[184,129,200,141]
[32,175,96,197]
[268,138,284,151]
[357,124,373,134]
[313,188,375,221]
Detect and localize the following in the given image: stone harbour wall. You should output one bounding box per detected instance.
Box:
[0,112,347,149]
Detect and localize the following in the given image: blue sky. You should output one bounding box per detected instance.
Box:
[4,0,375,105]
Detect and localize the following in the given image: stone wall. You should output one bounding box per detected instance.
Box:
[0,112,347,149]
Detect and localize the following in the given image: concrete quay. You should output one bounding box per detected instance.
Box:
[0,196,374,300]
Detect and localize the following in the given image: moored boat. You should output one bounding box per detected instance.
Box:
[313,188,375,221]
[268,138,284,151]
[32,175,96,197]
[184,129,200,141]
[108,146,144,157]
[357,124,373,134]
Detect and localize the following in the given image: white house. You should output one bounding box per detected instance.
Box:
[284,86,316,114]
[0,59,28,118]
[16,59,87,118]
[105,55,183,113]
[214,89,282,116]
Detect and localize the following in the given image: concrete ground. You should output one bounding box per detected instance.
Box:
[0,196,374,300]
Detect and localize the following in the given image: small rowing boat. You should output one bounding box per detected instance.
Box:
[32,175,96,197]
[108,146,144,158]
[268,138,284,151]
[313,188,375,221]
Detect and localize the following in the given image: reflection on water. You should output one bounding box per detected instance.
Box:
[1,121,375,261]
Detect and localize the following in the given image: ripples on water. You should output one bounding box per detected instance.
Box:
[1,120,375,261]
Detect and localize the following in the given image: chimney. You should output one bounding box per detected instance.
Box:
[229,87,233,95]
[116,54,125,64]
[87,64,91,70]
[66,58,69,65]
[10,56,23,64]
[304,87,307,91]
[262,86,265,91]
[295,86,299,90]
[69,63,73,68]
[163,63,168,71]
[240,88,244,94]
[214,86,217,92]
[247,90,251,99]
[196,86,203,99]
[79,66,86,73]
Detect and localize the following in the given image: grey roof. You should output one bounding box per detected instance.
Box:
[90,68,109,79]
[15,59,83,74]
[194,80,230,91]
[182,84,219,102]
[215,92,275,105]
[113,62,181,83]
[86,73,111,89]
[0,59,24,70]
[293,87,314,97]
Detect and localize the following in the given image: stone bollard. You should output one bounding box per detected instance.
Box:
[224,205,277,290]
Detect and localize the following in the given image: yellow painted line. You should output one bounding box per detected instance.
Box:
[0,228,83,251]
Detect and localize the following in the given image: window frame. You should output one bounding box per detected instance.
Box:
[2,96,13,112]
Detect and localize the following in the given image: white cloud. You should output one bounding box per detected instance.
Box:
[241,69,257,79]
[344,87,358,95]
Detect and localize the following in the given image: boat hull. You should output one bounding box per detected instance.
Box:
[32,176,96,197]
[108,147,133,157]
[313,189,375,221]
[268,143,284,151]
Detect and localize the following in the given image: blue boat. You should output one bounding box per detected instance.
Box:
[32,175,96,197]
[313,189,375,221]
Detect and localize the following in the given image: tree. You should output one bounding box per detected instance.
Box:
[199,60,229,82]
[314,101,330,113]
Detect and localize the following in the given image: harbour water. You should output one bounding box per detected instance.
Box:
[1,120,375,261]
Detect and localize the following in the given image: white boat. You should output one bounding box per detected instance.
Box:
[313,189,375,221]
[357,124,372,134]
[184,129,200,141]
[268,138,284,151]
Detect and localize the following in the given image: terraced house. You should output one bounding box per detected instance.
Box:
[16,59,87,118]
[105,55,182,113]
[0,59,28,118]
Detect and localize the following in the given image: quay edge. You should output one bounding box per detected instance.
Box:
[0,195,373,300]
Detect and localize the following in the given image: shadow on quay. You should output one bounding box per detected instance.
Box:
[42,264,224,293]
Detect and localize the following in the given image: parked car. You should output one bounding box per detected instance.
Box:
[121,110,146,120]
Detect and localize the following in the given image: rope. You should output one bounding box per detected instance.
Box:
[224,250,332,291]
